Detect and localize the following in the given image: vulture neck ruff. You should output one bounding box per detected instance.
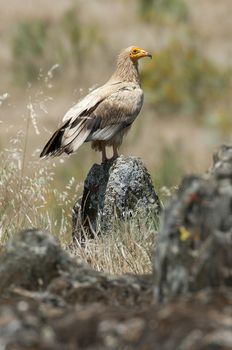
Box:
[110,51,141,86]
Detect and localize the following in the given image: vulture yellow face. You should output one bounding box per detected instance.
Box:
[129,46,152,61]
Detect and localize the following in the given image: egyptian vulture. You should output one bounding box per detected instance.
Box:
[40,46,152,162]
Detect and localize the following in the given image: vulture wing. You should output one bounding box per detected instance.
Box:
[40,81,143,157]
[86,84,143,142]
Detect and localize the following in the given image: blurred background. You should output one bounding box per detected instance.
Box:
[1,0,232,240]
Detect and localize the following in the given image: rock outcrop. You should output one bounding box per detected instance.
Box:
[72,156,161,241]
[0,229,153,305]
[0,230,231,350]
[0,288,231,350]
[154,145,232,303]
[0,146,231,349]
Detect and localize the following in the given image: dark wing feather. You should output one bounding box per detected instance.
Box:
[40,120,69,157]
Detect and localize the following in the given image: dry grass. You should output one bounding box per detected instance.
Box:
[0,127,79,243]
[70,214,159,275]
[0,127,159,275]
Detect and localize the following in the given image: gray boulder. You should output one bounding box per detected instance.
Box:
[73,156,160,241]
[0,229,153,306]
[0,229,86,293]
[154,145,232,303]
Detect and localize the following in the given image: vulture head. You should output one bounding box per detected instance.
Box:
[128,46,152,61]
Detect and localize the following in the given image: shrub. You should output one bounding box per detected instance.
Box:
[153,144,184,189]
[142,40,231,115]
[12,20,50,82]
[60,5,103,69]
[138,0,188,22]
[11,4,103,84]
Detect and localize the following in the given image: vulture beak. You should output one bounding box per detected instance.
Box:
[140,50,152,59]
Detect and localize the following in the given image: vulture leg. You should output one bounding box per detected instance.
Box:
[101,143,108,163]
[112,144,119,160]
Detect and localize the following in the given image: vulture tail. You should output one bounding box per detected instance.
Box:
[40,121,69,158]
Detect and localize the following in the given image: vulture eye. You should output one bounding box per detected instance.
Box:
[132,49,138,54]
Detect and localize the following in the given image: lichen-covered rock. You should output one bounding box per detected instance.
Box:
[73,156,160,241]
[0,288,231,349]
[0,225,231,348]
[0,229,153,306]
[154,145,232,303]
[209,143,232,179]
[0,229,91,293]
